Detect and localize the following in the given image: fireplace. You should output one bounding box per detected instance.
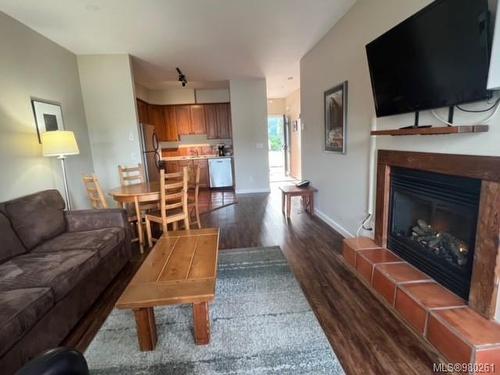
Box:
[388,167,481,299]
[375,150,500,319]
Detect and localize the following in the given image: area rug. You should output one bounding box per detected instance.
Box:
[85,247,345,374]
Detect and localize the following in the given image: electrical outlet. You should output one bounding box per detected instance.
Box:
[129,132,134,141]
[256,143,264,149]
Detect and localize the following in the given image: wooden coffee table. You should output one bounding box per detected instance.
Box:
[279,185,318,218]
[116,228,220,351]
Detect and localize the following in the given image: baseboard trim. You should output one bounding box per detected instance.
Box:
[315,209,354,238]
[235,188,271,194]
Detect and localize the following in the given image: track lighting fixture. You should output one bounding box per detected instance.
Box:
[176,67,187,87]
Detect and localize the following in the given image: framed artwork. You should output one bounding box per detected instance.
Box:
[31,99,65,143]
[324,81,348,153]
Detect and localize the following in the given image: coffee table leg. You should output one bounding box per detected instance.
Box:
[133,308,157,351]
[193,302,210,345]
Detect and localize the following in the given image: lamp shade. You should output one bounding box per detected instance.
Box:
[41,130,80,157]
[488,8,500,90]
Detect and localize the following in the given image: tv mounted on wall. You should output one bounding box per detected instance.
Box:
[366,0,492,118]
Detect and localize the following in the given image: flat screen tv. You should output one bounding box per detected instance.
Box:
[366,0,492,118]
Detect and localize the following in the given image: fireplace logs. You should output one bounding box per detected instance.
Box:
[410,219,469,267]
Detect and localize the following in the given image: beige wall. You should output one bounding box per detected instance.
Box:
[0,12,94,208]
[286,89,301,179]
[301,0,500,238]
[138,87,230,105]
[230,79,270,193]
[148,88,195,105]
[267,98,286,115]
[196,89,230,103]
[135,83,150,102]
[78,54,141,200]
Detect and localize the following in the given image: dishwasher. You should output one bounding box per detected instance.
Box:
[208,158,233,188]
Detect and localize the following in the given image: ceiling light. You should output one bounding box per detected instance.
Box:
[176,67,188,87]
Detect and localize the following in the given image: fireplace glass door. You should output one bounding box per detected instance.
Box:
[388,167,481,299]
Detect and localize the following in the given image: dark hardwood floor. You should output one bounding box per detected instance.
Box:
[66,183,444,375]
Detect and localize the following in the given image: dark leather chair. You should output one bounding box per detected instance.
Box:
[15,348,88,375]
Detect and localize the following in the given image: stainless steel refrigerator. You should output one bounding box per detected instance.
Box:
[138,123,161,182]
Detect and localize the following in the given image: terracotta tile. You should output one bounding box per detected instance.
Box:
[342,244,356,268]
[427,311,473,364]
[343,237,380,251]
[399,282,465,310]
[357,248,401,264]
[356,255,374,282]
[432,308,500,347]
[375,263,431,284]
[373,267,397,305]
[395,287,427,334]
[356,249,402,283]
[475,348,500,375]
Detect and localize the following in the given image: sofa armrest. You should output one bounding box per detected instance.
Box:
[65,209,128,232]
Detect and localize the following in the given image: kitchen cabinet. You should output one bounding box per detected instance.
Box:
[204,104,219,139]
[137,99,150,124]
[190,105,206,135]
[175,106,192,136]
[163,106,178,141]
[194,159,210,187]
[148,105,166,140]
[135,98,232,140]
[163,159,210,188]
[216,103,232,139]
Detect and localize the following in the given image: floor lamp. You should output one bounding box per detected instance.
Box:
[41,131,80,210]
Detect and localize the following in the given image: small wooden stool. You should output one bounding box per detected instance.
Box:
[279,185,318,218]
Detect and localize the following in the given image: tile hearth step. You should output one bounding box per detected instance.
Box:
[342,237,500,373]
[372,263,431,305]
[356,248,402,283]
[427,308,500,372]
[342,237,382,267]
[396,282,466,334]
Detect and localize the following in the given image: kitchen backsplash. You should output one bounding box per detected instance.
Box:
[162,144,233,158]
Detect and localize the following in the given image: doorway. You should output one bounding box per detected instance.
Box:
[268,115,294,182]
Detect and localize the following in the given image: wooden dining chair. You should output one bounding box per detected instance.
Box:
[83,175,108,209]
[118,163,145,186]
[188,164,202,229]
[145,167,189,248]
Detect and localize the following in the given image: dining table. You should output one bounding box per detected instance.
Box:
[109,181,161,253]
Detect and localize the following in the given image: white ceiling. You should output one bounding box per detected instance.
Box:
[0,0,356,98]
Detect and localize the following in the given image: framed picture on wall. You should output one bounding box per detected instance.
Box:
[324,81,348,154]
[31,99,65,143]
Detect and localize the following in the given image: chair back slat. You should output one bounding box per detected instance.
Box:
[159,166,189,226]
[83,175,108,209]
[118,164,145,186]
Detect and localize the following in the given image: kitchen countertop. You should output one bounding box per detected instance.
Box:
[162,155,233,161]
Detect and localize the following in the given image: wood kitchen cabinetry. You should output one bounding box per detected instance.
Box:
[165,159,210,188]
[163,106,178,141]
[137,99,150,124]
[136,98,232,142]
[175,106,192,136]
[148,105,166,140]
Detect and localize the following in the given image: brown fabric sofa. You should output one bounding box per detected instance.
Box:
[0,189,132,374]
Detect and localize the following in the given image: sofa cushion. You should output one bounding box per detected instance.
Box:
[0,250,99,301]
[0,212,26,264]
[0,288,54,357]
[32,227,125,259]
[3,190,66,250]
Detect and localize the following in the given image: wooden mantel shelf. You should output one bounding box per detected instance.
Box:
[371,125,489,136]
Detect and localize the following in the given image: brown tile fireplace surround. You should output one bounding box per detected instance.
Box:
[343,150,500,372]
